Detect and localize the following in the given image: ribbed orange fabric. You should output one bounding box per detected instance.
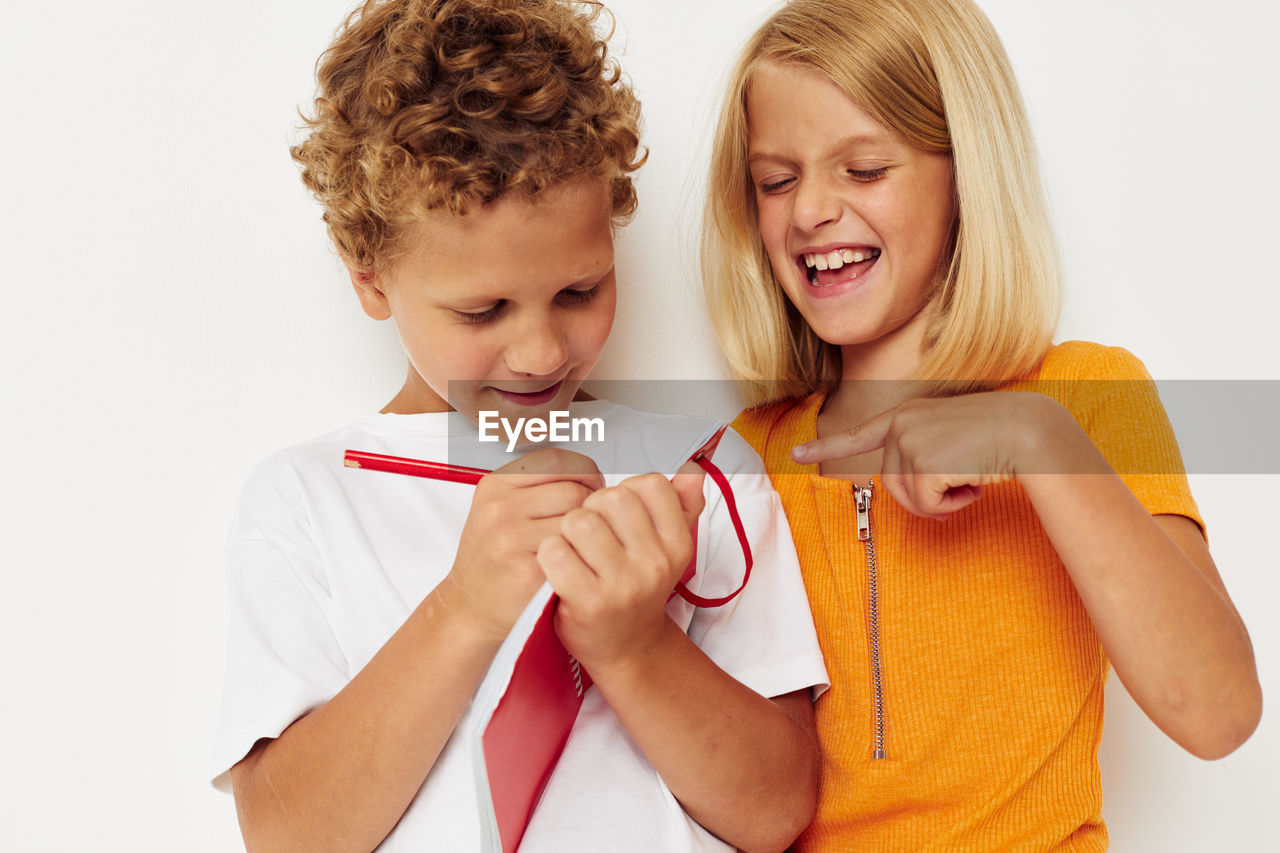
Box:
[733,342,1202,851]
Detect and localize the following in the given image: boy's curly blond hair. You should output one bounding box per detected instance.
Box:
[292,0,645,273]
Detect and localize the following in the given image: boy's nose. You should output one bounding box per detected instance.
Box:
[504,318,569,377]
[792,175,843,232]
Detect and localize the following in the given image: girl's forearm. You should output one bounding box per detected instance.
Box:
[586,618,819,853]
[230,579,505,853]
[1017,424,1261,758]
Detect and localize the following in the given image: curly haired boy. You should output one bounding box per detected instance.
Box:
[210,2,827,851]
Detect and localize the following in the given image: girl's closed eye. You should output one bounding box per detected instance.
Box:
[847,167,888,183]
[757,169,885,193]
[759,176,795,194]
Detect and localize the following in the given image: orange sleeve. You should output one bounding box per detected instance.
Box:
[1057,343,1205,536]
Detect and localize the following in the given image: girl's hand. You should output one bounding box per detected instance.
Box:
[447,448,604,638]
[792,392,1104,520]
[537,461,706,670]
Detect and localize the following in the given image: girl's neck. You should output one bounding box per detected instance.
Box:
[815,341,928,483]
[824,318,931,425]
[821,373,928,429]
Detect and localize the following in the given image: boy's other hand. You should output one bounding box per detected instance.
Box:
[445,448,603,639]
[537,465,707,670]
[668,460,708,528]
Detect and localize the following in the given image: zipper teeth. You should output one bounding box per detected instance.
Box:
[866,515,885,759]
[857,482,887,760]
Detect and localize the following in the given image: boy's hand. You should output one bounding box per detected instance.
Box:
[446,448,603,639]
[537,461,706,670]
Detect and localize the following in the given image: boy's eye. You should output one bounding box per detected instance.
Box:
[558,284,600,304]
[453,285,598,325]
[456,301,506,325]
[848,167,889,183]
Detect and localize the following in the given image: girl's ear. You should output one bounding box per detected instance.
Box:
[344,260,392,321]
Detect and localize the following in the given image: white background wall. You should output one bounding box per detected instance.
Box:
[1,0,1275,849]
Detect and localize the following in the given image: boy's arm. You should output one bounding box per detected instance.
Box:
[537,466,819,853]
[587,627,819,853]
[230,578,506,853]
[230,450,602,853]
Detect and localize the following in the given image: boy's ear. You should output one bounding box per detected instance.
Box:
[344,260,392,321]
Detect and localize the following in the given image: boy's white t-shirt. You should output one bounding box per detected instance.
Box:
[212,401,827,852]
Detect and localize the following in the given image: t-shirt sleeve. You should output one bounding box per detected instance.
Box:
[211,456,351,792]
[680,428,829,701]
[1064,344,1205,536]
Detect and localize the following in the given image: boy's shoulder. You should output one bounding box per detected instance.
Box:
[235,412,461,505]
[228,411,471,549]
[243,415,403,481]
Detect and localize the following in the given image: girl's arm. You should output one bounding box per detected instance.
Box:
[230,451,602,853]
[1014,401,1260,759]
[794,392,1262,759]
[537,467,819,853]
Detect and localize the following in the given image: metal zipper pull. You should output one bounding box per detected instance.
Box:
[855,482,872,541]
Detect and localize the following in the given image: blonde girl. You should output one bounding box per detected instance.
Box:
[702,0,1261,847]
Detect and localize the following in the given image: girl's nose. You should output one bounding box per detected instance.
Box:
[791,175,842,232]
[505,316,569,377]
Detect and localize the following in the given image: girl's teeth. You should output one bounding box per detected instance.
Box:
[803,248,880,272]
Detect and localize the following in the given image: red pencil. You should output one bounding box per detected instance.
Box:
[344,425,728,488]
[343,449,489,486]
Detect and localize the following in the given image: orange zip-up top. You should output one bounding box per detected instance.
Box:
[732,342,1203,851]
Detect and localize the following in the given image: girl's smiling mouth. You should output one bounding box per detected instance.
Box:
[798,246,881,286]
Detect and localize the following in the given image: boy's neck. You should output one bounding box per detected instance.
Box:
[381,367,451,415]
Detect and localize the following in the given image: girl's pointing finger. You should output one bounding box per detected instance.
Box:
[792,409,894,465]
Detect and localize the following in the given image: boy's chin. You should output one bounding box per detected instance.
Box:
[458,384,582,426]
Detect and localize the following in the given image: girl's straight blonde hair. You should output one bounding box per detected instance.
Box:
[703,0,1060,405]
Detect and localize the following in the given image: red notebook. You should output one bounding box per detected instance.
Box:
[342,423,751,852]
[464,582,584,853]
